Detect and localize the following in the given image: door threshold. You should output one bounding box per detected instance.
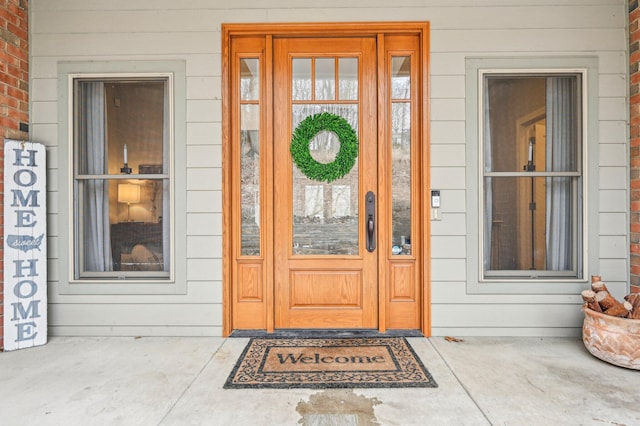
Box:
[229,329,424,338]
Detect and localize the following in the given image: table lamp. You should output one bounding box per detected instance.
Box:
[118,183,140,222]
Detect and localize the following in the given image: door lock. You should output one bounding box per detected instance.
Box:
[365,191,376,252]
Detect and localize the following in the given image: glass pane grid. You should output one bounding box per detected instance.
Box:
[391,57,411,100]
[240,58,259,101]
[293,57,359,103]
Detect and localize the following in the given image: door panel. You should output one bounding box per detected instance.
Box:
[274,37,378,328]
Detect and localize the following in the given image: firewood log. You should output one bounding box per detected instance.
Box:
[580,277,640,319]
[604,301,632,318]
[595,291,621,310]
[631,303,640,320]
[581,290,602,312]
[624,293,640,306]
[627,294,640,319]
[591,281,609,293]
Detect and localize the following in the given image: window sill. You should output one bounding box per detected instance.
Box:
[59,279,185,295]
[468,278,589,295]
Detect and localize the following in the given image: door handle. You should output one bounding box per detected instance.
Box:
[365,191,376,252]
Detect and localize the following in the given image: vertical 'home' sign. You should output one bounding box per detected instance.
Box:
[3,140,47,351]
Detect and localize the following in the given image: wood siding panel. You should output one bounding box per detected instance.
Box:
[431,29,624,53]
[31,0,628,336]
[431,327,581,337]
[32,10,269,34]
[187,235,222,258]
[435,190,466,213]
[432,282,583,304]
[187,146,220,168]
[599,97,627,121]
[48,281,223,304]
[430,169,466,190]
[30,0,626,12]
[31,33,220,56]
[431,236,466,259]
[430,145,466,167]
[187,259,222,281]
[599,121,627,144]
[599,213,628,235]
[186,191,221,213]
[599,236,627,258]
[49,326,221,336]
[599,167,627,189]
[49,304,221,327]
[431,121,465,144]
[599,259,629,283]
[431,213,466,236]
[431,259,466,282]
[431,304,583,328]
[598,144,627,167]
[187,213,221,236]
[599,190,627,212]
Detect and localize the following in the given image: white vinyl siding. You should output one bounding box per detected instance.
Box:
[30,0,628,337]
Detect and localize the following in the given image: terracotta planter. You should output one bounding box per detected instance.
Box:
[582,306,640,370]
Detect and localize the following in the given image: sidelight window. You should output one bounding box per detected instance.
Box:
[391,56,412,256]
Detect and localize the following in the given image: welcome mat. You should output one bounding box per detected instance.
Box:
[224,337,437,389]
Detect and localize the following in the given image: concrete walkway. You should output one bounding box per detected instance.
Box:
[0,336,638,425]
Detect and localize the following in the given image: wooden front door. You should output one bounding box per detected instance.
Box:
[223,23,430,334]
[273,37,378,328]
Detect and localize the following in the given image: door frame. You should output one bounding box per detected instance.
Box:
[221,22,431,336]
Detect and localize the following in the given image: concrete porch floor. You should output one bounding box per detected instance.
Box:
[0,336,638,425]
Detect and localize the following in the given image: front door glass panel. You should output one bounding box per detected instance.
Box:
[291,56,360,256]
[292,103,359,255]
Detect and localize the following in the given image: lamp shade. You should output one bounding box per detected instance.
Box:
[118,183,140,204]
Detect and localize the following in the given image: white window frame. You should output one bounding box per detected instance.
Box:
[72,73,173,281]
[465,57,599,294]
[57,61,187,295]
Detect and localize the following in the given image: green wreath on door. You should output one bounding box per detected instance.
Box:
[290,112,359,183]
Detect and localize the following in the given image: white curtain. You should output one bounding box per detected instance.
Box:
[162,83,171,272]
[79,82,113,273]
[483,84,493,271]
[545,77,578,271]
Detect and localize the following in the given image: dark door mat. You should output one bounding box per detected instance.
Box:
[229,329,424,338]
[224,337,437,389]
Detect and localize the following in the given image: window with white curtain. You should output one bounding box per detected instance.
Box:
[73,76,171,280]
[481,72,583,279]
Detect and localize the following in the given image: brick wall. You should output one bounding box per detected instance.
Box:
[0,0,29,351]
[631,0,640,294]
